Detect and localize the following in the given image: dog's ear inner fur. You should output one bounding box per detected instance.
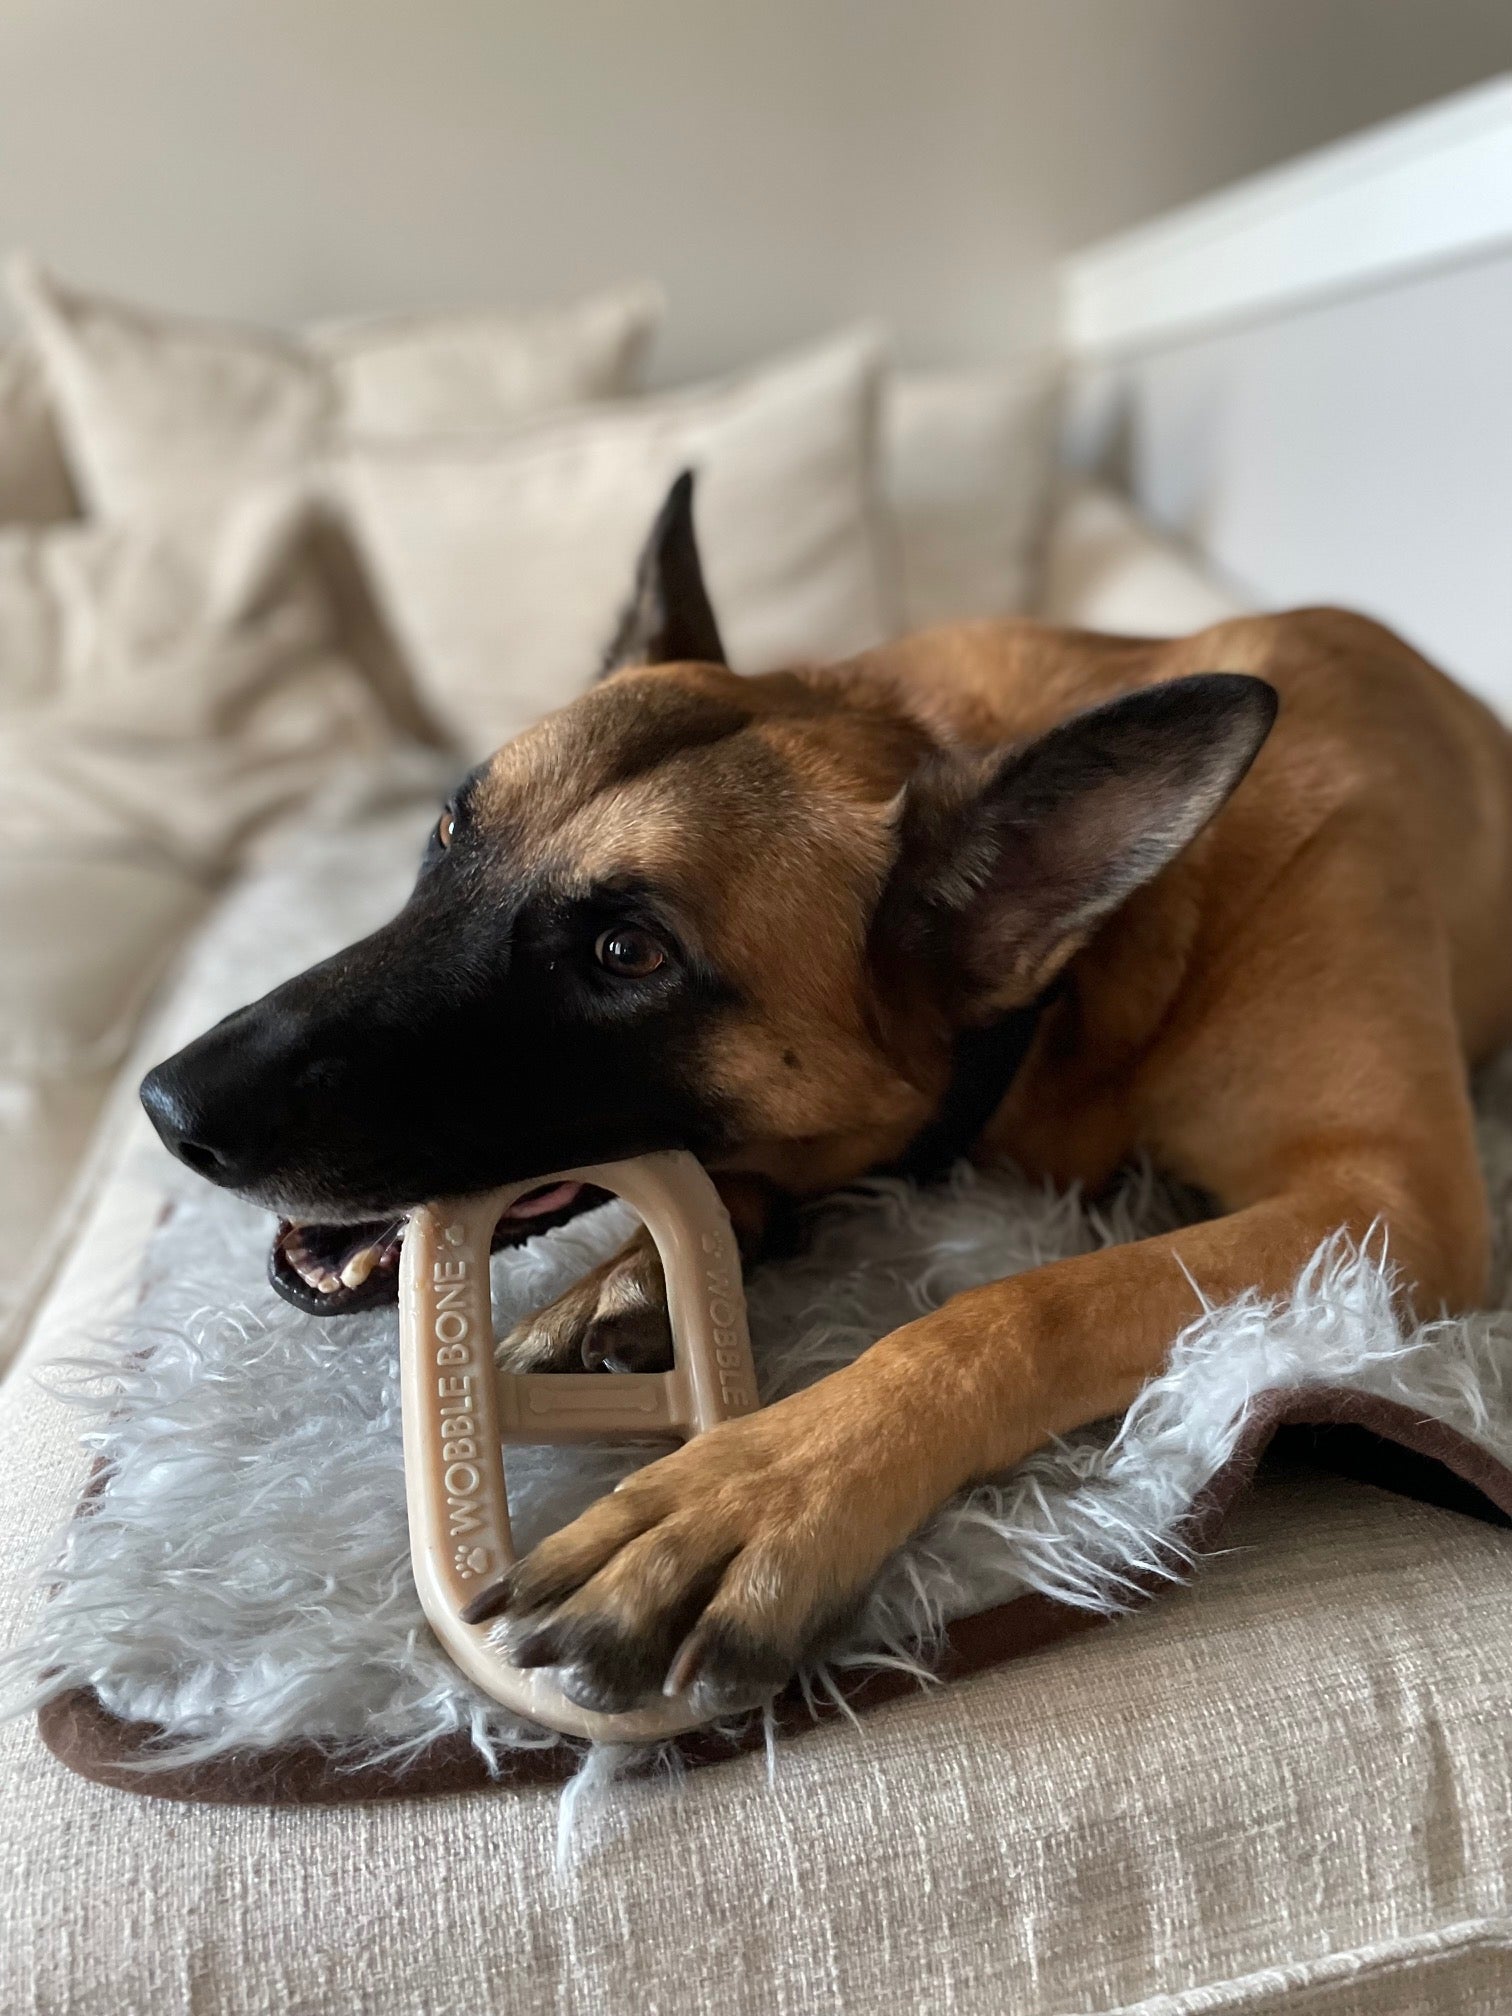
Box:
[878,673,1279,1020]
[600,469,728,676]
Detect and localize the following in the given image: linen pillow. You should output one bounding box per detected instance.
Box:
[310,289,663,439]
[9,258,663,519]
[0,494,400,1344]
[1036,479,1250,635]
[10,261,330,523]
[883,360,1060,629]
[337,333,894,756]
[0,496,394,871]
[0,343,76,526]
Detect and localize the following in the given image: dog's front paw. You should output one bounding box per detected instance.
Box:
[499,1229,673,1375]
[464,1380,933,1714]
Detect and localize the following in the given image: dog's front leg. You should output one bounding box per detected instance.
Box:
[474,1228,1240,1712]
[500,1174,782,1374]
[476,1078,1488,1714]
[500,1226,670,1374]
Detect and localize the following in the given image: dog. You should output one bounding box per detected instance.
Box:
[140,472,1512,1715]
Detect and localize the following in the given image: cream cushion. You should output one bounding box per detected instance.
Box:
[340,333,894,755]
[1038,477,1250,633]
[0,860,203,1356]
[10,258,663,519]
[0,502,391,868]
[884,361,1060,628]
[0,343,76,525]
[312,290,663,439]
[0,855,204,1080]
[0,500,395,1366]
[11,262,332,521]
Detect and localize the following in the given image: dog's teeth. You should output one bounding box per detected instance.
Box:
[339,1244,381,1290]
[288,1244,323,1286]
[279,1220,404,1298]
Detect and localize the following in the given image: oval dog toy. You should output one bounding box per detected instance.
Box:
[398,1151,759,1741]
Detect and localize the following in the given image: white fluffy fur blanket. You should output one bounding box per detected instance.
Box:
[6,784,1512,1799]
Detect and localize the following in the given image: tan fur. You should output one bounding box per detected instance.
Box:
[476,609,1512,1698]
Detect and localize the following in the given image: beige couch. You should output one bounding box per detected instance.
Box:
[2,276,1509,2012]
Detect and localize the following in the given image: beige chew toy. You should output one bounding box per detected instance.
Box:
[398,1151,760,1742]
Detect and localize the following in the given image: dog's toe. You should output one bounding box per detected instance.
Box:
[487,1399,898,1716]
[498,1230,672,1374]
[578,1301,674,1373]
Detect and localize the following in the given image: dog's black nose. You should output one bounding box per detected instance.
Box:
[139,1064,234,1178]
[139,1041,280,1192]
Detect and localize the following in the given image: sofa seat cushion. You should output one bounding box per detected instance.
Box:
[0,848,205,1350]
[2,1249,1509,2016]
[0,853,203,1076]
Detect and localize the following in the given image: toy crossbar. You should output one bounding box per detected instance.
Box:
[398,1152,759,1742]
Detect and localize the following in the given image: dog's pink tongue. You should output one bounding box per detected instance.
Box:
[503,1179,584,1220]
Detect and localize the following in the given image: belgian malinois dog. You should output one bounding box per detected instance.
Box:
[141,473,1512,1713]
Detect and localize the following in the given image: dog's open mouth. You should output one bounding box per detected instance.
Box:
[268,1179,607,1316]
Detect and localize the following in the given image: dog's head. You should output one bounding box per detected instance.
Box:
[140,473,1276,1310]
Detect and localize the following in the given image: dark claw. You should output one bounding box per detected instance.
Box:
[507,1623,566,1669]
[545,1616,678,1713]
[579,1304,675,1375]
[676,1621,791,1700]
[460,1575,516,1625]
[557,1661,656,1716]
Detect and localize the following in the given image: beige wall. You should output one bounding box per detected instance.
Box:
[2,0,1511,377]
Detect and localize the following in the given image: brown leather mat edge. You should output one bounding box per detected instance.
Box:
[36,1386,1512,1804]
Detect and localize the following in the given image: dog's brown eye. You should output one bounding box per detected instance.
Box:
[595,926,666,978]
[436,809,456,849]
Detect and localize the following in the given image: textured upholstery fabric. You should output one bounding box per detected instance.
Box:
[340,333,894,754]
[884,361,1060,629]
[0,342,76,526]
[10,258,663,519]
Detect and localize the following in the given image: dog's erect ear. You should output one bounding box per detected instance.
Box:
[878,673,1279,1019]
[599,469,727,677]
